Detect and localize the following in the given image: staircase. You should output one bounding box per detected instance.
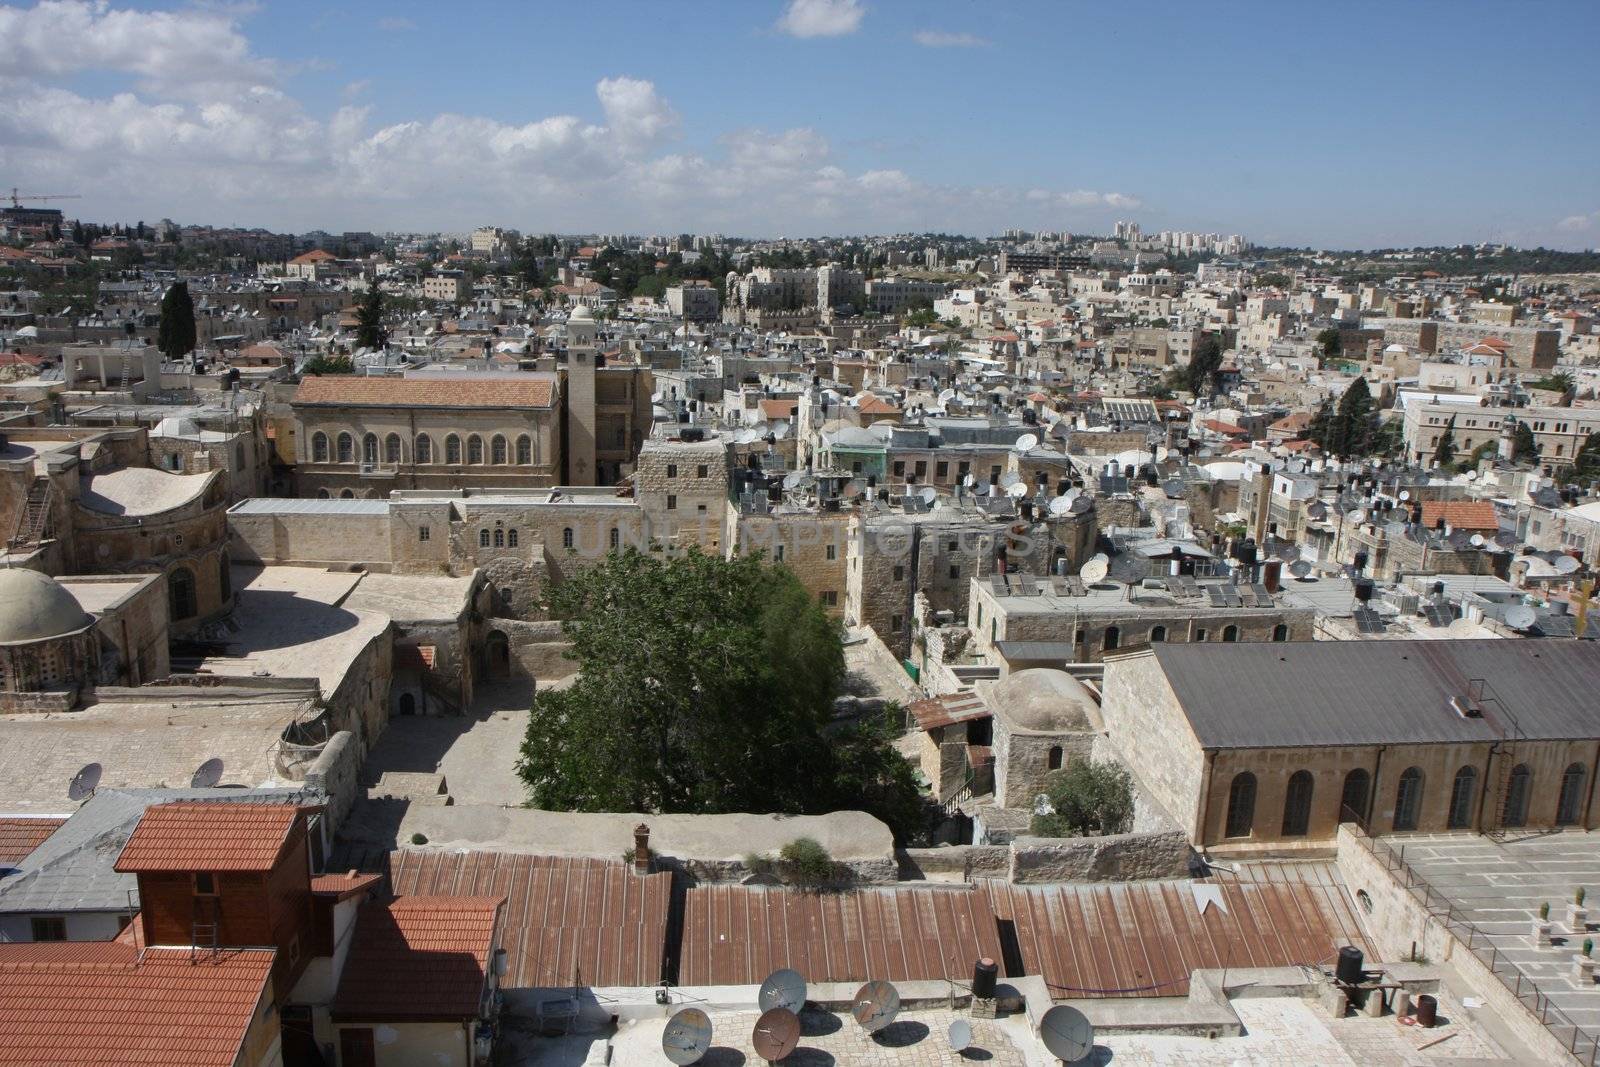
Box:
[7,479,53,550]
[1486,743,1517,839]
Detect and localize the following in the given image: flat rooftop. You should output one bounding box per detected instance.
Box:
[341,571,476,624]
[55,575,150,615]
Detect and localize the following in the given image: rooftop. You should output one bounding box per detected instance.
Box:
[332,895,503,1022]
[115,801,301,873]
[76,466,214,517]
[293,374,556,409]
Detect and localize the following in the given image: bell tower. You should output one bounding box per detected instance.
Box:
[565,306,597,485]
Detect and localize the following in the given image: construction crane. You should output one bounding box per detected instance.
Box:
[7,187,81,209]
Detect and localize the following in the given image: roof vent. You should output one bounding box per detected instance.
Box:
[1449,695,1483,719]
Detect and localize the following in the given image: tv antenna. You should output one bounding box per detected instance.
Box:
[850,980,901,1033]
[190,758,225,789]
[661,1007,713,1065]
[68,762,102,802]
[1039,1005,1096,1064]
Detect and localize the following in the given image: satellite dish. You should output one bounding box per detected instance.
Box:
[1039,1005,1095,1064]
[851,980,901,1033]
[1162,479,1185,498]
[1048,495,1073,517]
[190,758,225,789]
[1290,559,1314,579]
[1555,555,1582,575]
[1069,495,1092,515]
[1306,502,1328,521]
[68,762,102,801]
[1000,471,1022,489]
[939,388,956,402]
[1348,508,1367,525]
[976,480,992,496]
[1469,533,1486,548]
[1273,543,1300,563]
[1398,490,1411,502]
[782,471,804,491]
[919,485,937,504]
[1080,556,1109,584]
[752,1007,801,1064]
[1464,470,1477,481]
[1505,604,1539,631]
[758,969,807,1015]
[948,1018,973,1053]
[1007,481,1029,499]
[842,480,862,499]
[662,1008,713,1066]
[1015,433,1039,452]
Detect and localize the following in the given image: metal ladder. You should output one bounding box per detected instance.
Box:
[7,479,53,549]
[190,896,220,961]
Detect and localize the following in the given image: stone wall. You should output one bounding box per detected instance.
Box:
[229,509,394,569]
[1098,649,1206,839]
[1010,827,1192,883]
[303,730,361,830]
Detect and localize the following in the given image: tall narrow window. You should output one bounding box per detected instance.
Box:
[491,435,508,464]
[562,527,574,549]
[467,435,484,464]
[1340,768,1371,824]
[1448,766,1477,829]
[1282,770,1314,837]
[1102,626,1119,652]
[415,434,432,463]
[218,553,231,603]
[362,433,378,465]
[478,529,490,548]
[1505,764,1532,828]
[446,435,462,464]
[1393,767,1424,831]
[1226,773,1256,838]
[1558,763,1588,826]
[385,433,402,464]
[507,529,519,548]
[337,433,354,463]
[1047,746,1063,771]
[1149,625,1166,643]
[168,567,197,621]
[493,528,504,548]
[1272,624,1289,642]
[609,527,620,551]
[311,432,329,462]
[1222,624,1239,642]
[516,435,532,464]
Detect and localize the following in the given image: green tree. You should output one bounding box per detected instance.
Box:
[1031,759,1134,838]
[1307,397,1336,452]
[1573,431,1600,485]
[1315,327,1342,360]
[1527,372,1575,398]
[302,354,353,375]
[1331,376,1379,457]
[355,284,386,350]
[156,281,196,361]
[516,549,926,841]
[1186,334,1224,395]
[1513,421,1538,461]
[1432,415,1458,468]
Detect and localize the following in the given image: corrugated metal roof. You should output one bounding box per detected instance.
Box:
[385,850,670,989]
[1140,639,1600,749]
[679,885,1002,986]
[907,692,989,731]
[229,498,390,515]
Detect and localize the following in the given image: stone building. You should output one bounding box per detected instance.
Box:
[985,668,1102,809]
[1100,640,1600,855]
[633,434,730,551]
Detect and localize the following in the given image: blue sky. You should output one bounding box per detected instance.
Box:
[2,0,1597,247]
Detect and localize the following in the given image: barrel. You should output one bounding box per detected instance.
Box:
[1335,945,1364,985]
[972,958,998,999]
[1415,994,1437,1027]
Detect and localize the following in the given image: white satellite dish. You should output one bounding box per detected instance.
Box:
[1348,508,1367,525]
[1000,471,1022,489]
[947,1018,972,1053]
[1039,1005,1095,1064]
[1081,556,1110,584]
[1398,490,1411,502]
[1290,559,1314,579]
[1048,495,1073,517]
[938,388,956,402]
[1555,555,1582,575]
[1469,533,1486,548]
[1007,482,1029,499]
[782,471,804,491]
[976,480,992,495]
[919,485,937,504]
[1463,470,1477,481]
[1015,433,1039,452]
[1504,604,1538,631]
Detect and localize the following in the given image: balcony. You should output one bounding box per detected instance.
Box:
[358,462,398,478]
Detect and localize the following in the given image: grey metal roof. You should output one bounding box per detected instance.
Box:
[229,498,390,515]
[1144,639,1600,750]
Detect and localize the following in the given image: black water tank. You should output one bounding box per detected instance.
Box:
[1415,993,1438,1027]
[1336,945,1364,985]
[1354,578,1374,603]
[972,958,998,999]
[1235,539,1258,567]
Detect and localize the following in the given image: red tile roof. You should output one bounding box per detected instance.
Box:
[115,802,301,873]
[332,896,502,1022]
[857,394,900,415]
[294,375,556,409]
[0,817,65,864]
[1421,500,1499,531]
[311,871,385,901]
[759,398,798,420]
[1200,418,1250,437]
[0,942,274,1067]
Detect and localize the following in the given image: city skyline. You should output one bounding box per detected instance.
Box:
[1,0,1597,249]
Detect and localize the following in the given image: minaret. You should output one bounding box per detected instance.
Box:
[565,305,597,485]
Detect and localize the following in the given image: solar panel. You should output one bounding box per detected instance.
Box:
[1222,587,1243,608]
[1251,583,1274,604]
[1207,587,1228,607]
[1178,576,1201,597]
[989,575,1009,595]
[1014,575,1039,596]
[1164,575,1184,595]
[1065,576,1087,597]
[1353,607,1386,634]
[1423,604,1453,627]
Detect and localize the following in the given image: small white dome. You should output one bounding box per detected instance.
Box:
[569,305,593,322]
[152,416,200,437]
[0,570,93,644]
[989,668,1096,733]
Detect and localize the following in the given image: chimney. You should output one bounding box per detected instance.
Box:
[633,823,651,875]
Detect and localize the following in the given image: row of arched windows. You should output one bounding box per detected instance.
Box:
[310,431,534,466]
[1102,622,1288,651]
[1224,762,1590,838]
[478,528,521,549]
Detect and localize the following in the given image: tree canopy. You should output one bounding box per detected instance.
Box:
[1311,377,1380,458]
[156,281,196,360]
[516,549,926,842]
[1513,421,1538,462]
[1031,759,1133,838]
[1432,415,1458,468]
[355,284,386,350]
[1184,334,1224,395]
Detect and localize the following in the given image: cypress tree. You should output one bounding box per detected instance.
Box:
[156,282,196,361]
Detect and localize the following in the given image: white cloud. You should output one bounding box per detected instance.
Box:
[596,76,680,147]
[912,30,988,48]
[377,16,415,31]
[776,0,864,38]
[1558,211,1598,232]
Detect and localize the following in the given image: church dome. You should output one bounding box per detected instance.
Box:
[988,668,1096,733]
[569,305,593,322]
[0,569,93,644]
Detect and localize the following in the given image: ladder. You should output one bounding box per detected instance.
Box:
[190,896,220,961]
[7,479,53,549]
[119,344,134,387]
[1486,743,1517,839]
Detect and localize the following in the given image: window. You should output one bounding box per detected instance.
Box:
[467,435,484,464]
[507,529,519,548]
[446,435,462,464]
[218,553,231,602]
[489,435,506,464]
[362,433,378,465]
[914,461,926,478]
[1272,624,1289,642]
[949,564,960,580]
[667,464,678,478]
[1195,628,1208,642]
[418,526,430,542]
[340,489,354,499]
[820,591,838,606]
[311,432,329,462]
[775,544,785,561]
[936,461,948,478]
[893,565,904,581]
[1340,769,1371,824]
[1222,624,1239,642]
[891,614,904,632]
[1282,770,1314,837]
[168,567,197,621]
[698,465,708,478]
[479,529,490,548]
[1558,763,1587,826]
[1047,746,1063,771]
[1505,764,1532,828]
[383,433,401,464]
[1393,767,1424,831]
[1226,772,1256,838]
[1448,766,1477,829]
[1102,626,1119,651]
[493,528,505,548]
[337,432,354,463]
[826,545,836,561]
[416,434,433,463]
[562,527,574,549]
[667,495,677,510]
[1149,625,1167,642]
[30,917,66,942]
[516,435,532,464]
[194,872,217,896]
[893,461,905,477]
[609,528,620,551]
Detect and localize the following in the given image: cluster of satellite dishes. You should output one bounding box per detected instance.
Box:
[661,969,1097,1064]
[65,757,226,802]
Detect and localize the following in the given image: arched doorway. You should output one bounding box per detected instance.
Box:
[398,693,416,716]
[485,630,510,680]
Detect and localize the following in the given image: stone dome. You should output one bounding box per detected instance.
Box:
[989,668,1096,733]
[0,569,93,644]
[569,305,593,322]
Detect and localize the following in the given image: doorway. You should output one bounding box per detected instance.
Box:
[486,630,510,680]
[339,1028,375,1067]
[399,692,416,716]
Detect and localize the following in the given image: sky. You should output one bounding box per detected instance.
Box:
[1,0,1597,248]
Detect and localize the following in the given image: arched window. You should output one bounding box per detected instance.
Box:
[491,435,508,464]
[1448,766,1477,829]
[316,488,330,499]
[1102,626,1119,652]
[609,527,620,551]
[507,529,519,548]
[1149,625,1166,643]
[478,529,490,548]
[336,432,354,463]
[516,435,532,464]
[467,435,484,464]
[445,435,462,464]
[1282,770,1314,837]
[218,553,231,603]
[1505,764,1532,828]
[1047,746,1063,771]
[168,566,197,621]
[311,432,329,462]
[1222,624,1239,642]
[1340,768,1371,824]
[415,434,433,463]
[493,528,505,548]
[1225,772,1256,838]
[1558,763,1588,826]
[1272,624,1289,642]
[362,433,378,465]
[562,527,574,549]
[385,433,402,464]
[1393,767,1424,831]
[340,489,355,499]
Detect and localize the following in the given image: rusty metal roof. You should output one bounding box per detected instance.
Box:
[679,885,1003,986]
[385,850,670,989]
[907,691,989,732]
[986,863,1372,997]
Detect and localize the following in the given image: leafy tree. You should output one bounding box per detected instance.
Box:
[354,284,386,350]
[1185,333,1224,396]
[1255,271,1290,288]
[901,307,940,328]
[302,354,353,375]
[1513,421,1538,461]
[1526,372,1575,398]
[1573,431,1600,485]
[1432,415,1458,467]
[1315,327,1342,360]
[156,281,196,361]
[777,838,834,888]
[1369,416,1406,459]
[1308,398,1336,451]
[516,549,927,842]
[1031,759,1134,838]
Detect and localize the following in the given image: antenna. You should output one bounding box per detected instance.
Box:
[1039,1005,1095,1064]
[948,1018,972,1053]
[757,968,807,1015]
[662,1007,713,1065]
[68,762,102,802]
[751,1007,801,1063]
[190,758,225,789]
[850,980,901,1033]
